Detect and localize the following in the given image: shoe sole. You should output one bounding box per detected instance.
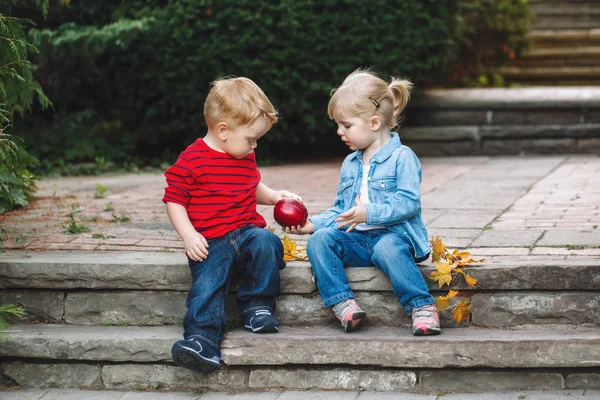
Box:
[244,322,279,333]
[343,311,366,333]
[172,343,221,373]
[413,327,441,336]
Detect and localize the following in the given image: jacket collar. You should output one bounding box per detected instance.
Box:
[349,132,401,164]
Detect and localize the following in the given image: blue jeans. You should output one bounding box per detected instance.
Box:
[306,228,433,314]
[184,225,285,346]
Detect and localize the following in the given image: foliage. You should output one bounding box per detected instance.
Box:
[0,303,26,336]
[16,0,459,170]
[0,131,39,212]
[61,215,90,233]
[448,0,531,87]
[429,237,485,324]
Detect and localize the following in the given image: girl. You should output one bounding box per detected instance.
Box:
[286,69,439,336]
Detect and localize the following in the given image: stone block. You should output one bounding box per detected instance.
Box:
[472,292,600,327]
[30,389,123,399]
[2,363,102,388]
[64,291,186,325]
[407,110,488,126]
[566,373,600,389]
[406,141,479,158]
[0,290,63,323]
[102,364,248,390]
[491,110,583,125]
[538,230,600,246]
[420,370,564,391]
[249,369,416,391]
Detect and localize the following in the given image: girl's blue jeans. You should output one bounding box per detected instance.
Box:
[307,228,434,314]
[184,225,285,346]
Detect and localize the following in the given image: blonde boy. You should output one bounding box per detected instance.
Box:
[163,77,301,373]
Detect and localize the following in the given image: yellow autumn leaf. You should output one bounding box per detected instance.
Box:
[281,234,308,261]
[452,299,472,324]
[434,289,459,311]
[430,236,446,262]
[267,226,275,233]
[464,274,478,288]
[429,262,453,288]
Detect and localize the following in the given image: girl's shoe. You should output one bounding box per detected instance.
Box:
[332,299,366,332]
[412,304,441,336]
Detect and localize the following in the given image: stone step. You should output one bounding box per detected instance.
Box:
[1,324,600,391]
[498,66,600,80]
[530,29,600,47]
[511,46,600,68]
[1,251,599,328]
[531,6,600,30]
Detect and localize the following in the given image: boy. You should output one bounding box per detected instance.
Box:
[163,77,301,373]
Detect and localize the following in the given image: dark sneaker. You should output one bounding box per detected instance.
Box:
[243,307,279,333]
[332,299,366,333]
[412,304,441,336]
[171,336,221,373]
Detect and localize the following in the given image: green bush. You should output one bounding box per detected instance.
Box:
[19,0,459,168]
[449,0,531,87]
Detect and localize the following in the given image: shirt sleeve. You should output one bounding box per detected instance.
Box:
[162,155,195,208]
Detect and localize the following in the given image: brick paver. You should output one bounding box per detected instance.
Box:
[1,155,599,256]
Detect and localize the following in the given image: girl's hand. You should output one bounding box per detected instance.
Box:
[183,232,209,261]
[335,194,367,232]
[275,190,303,203]
[283,219,316,235]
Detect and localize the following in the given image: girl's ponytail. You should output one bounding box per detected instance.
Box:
[389,78,413,123]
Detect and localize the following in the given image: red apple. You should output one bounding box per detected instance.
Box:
[274,198,308,228]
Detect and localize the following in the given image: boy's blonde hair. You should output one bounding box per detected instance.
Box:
[328,69,412,129]
[204,77,278,129]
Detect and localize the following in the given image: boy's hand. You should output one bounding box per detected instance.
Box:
[335,194,367,232]
[183,232,209,262]
[283,219,316,235]
[275,190,303,203]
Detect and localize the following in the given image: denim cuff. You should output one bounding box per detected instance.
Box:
[186,334,221,354]
[405,297,435,315]
[322,292,355,308]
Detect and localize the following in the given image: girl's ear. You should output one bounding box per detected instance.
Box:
[216,122,230,140]
[369,115,382,131]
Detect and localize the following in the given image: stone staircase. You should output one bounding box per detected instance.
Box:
[1,251,599,392]
[500,0,600,86]
[404,86,600,156]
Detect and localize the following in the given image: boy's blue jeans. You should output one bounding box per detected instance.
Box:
[307,228,433,314]
[183,225,285,346]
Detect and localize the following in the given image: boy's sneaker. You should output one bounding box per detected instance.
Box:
[412,304,441,336]
[332,298,366,333]
[243,307,279,333]
[171,336,221,373]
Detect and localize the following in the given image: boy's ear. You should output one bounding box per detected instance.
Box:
[216,122,230,140]
[369,115,382,131]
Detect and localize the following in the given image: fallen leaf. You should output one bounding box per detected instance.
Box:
[434,290,459,311]
[430,237,446,262]
[452,299,471,324]
[429,262,453,288]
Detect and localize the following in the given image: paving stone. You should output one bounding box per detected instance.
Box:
[37,388,124,399]
[2,363,102,388]
[537,230,600,246]
[471,229,545,247]
[0,389,50,399]
[199,393,281,400]
[249,369,416,391]
[103,365,248,390]
[419,371,564,391]
[120,392,200,400]
[276,392,359,400]
[356,394,436,400]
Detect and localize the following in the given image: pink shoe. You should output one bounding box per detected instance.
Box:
[412,304,441,336]
[332,299,366,333]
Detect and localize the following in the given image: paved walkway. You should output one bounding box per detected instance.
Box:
[1,155,599,259]
[2,388,599,399]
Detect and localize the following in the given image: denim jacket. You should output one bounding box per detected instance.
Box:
[309,132,431,258]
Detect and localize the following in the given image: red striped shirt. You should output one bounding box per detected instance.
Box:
[162,138,266,239]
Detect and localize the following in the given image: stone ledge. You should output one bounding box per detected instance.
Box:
[2,324,600,369]
[1,251,599,291]
[411,87,600,109]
